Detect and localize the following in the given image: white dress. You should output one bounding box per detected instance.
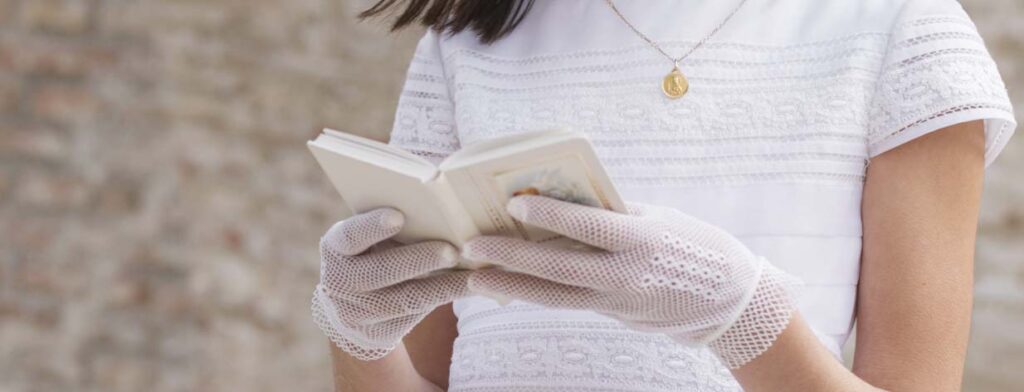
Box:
[385,0,1016,390]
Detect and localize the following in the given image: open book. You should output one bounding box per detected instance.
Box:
[308,128,625,268]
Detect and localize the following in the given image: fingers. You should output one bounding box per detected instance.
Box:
[339,272,471,323]
[321,208,405,257]
[378,270,473,311]
[462,235,633,290]
[322,240,459,292]
[507,195,647,251]
[468,269,617,312]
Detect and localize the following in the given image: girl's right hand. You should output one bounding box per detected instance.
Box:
[311,207,472,361]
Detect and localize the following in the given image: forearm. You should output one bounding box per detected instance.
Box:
[731,312,882,392]
[330,342,442,392]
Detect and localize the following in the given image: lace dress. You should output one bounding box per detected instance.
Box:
[385,0,1016,390]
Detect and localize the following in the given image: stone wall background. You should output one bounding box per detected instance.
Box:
[0,0,1020,390]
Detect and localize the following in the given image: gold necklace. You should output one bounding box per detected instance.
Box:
[604,0,748,99]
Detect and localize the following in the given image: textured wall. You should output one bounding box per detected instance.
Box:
[0,0,1020,390]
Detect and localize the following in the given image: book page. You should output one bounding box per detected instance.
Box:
[441,134,625,244]
[308,138,467,246]
[316,129,437,181]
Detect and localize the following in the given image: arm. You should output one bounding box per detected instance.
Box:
[854,120,984,388]
[404,304,460,389]
[329,342,442,392]
[732,121,985,391]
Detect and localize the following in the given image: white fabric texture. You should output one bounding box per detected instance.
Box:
[311,208,471,360]
[381,0,1015,390]
[462,196,802,368]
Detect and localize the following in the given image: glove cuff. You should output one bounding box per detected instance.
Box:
[311,285,397,361]
[708,260,802,369]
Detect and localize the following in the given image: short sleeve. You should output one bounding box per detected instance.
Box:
[867,0,1016,167]
[387,29,460,163]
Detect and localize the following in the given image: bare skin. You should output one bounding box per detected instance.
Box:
[328,121,985,391]
[853,120,984,390]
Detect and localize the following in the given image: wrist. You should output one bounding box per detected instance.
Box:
[312,284,398,360]
[707,261,802,368]
[329,341,443,392]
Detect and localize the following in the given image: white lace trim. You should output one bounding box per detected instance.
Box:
[443,33,881,188]
[387,14,1014,189]
[387,34,461,156]
[867,16,1015,161]
[450,309,741,392]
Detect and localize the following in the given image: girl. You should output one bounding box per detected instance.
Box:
[311,0,1015,390]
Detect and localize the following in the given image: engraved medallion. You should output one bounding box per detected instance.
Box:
[662,66,689,99]
[605,0,746,100]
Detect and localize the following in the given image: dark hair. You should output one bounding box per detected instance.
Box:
[358,0,536,44]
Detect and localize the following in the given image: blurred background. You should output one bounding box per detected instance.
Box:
[0,0,1020,390]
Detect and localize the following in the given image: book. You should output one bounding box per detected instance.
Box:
[307,127,626,269]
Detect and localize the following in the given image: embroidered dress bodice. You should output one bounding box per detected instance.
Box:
[384,0,1015,390]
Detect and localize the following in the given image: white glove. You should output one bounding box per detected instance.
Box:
[311,207,471,360]
[462,195,802,368]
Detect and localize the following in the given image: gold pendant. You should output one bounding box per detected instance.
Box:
[662,66,689,99]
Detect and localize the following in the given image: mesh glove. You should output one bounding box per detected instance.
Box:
[311,207,471,360]
[462,195,802,368]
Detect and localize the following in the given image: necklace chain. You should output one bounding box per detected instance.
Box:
[604,0,748,67]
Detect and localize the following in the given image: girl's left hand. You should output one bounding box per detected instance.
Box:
[462,195,802,369]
